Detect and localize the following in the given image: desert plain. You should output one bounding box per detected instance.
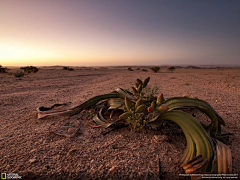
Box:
[0,66,239,179]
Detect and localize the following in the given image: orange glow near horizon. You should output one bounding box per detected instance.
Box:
[0,37,174,66]
[0,43,163,66]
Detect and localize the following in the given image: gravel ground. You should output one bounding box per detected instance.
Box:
[0,66,239,179]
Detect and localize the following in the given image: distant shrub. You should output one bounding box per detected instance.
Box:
[20,66,38,73]
[142,69,148,72]
[128,67,133,71]
[63,66,74,71]
[0,65,6,73]
[167,66,176,72]
[150,66,160,73]
[136,68,140,70]
[13,71,25,77]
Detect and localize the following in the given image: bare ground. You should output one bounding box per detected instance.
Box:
[0,67,239,179]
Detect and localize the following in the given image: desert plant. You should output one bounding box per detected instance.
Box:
[150,66,160,73]
[20,66,38,73]
[13,71,25,77]
[128,67,133,71]
[37,77,232,176]
[142,69,148,72]
[0,65,6,73]
[140,85,159,101]
[168,66,176,72]
[63,66,74,71]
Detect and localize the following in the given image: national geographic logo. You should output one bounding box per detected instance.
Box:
[1,173,6,179]
[1,173,22,179]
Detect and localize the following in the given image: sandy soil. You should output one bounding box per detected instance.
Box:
[0,66,239,179]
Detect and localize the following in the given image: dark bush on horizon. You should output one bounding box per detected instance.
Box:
[0,65,6,73]
[167,66,176,72]
[63,66,74,71]
[20,66,39,73]
[150,66,160,73]
[13,71,25,77]
[128,67,133,71]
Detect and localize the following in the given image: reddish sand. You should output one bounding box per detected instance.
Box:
[0,66,239,179]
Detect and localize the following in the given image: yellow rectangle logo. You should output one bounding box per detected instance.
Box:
[1,173,6,179]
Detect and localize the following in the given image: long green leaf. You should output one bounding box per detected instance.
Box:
[164,97,231,144]
[37,90,135,119]
[165,97,225,126]
[108,98,125,110]
[148,110,214,172]
[92,107,122,128]
[215,139,232,173]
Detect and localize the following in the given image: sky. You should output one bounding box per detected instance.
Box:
[0,0,240,66]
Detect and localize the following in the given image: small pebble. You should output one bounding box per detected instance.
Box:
[29,158,36,163]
